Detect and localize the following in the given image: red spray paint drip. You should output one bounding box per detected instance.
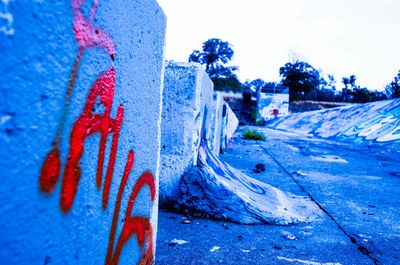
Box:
[72,0,116,59]
[38,0,156,263]
[104,152,156,265]
[112,171,156,265]
[39,146,61,193]
[60,67,121,213]
[39,48,83,195]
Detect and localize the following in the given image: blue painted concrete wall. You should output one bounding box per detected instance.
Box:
[159,61,214,206]
[0,0,166,264]
[209,92,224,156]
[268,99,400,145]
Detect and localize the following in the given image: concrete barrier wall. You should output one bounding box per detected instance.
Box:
[220,102,240,153]
[225,102,240,142]
[0,1,166,264]
[209,92,224,155]
[268,99,400,144]
[159,61,214,205]
[257,91,290,120]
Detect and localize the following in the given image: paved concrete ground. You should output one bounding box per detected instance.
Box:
[156,127,400,265]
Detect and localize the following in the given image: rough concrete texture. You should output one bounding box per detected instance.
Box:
[159,61,213,206]
[178,142,321,224]
[157,128,400,264]
[257,91,289,120]
[221,102,239,152]
[225,102,239,141]
[267,98,400,145]
[0,1,166,264]
[209,92,224,155]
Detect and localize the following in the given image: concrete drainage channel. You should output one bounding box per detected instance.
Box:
[260,144,380,265]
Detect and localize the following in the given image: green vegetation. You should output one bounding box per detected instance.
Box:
[279,61,322,102]
[189,39,398,102]
[386,71,400,98]
[242,128,266,141]
[188,38,242,93]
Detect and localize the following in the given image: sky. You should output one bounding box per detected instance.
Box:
[156,0,400,91]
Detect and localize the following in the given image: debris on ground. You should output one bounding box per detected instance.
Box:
[168,239,189,246]
[255,163,266,171]
[210,246,220,252]
[282,231,297,240]
[293,171,307,177]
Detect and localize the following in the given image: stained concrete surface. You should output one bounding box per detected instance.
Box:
[156,127,400,265]
[0,0,166,263]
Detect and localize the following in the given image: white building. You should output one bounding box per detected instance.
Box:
[257,85,289,120]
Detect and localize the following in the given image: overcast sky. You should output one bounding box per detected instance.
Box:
[157,0,400,91]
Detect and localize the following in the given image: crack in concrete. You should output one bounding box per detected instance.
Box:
[260,145,380,265]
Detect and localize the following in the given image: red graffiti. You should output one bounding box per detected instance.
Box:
[39,1,155,264]
[60,67,123,212]
[72,0,115,58]
[105,152,156,265]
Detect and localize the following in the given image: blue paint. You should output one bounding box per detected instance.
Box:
[0,1,166,264]
[178,140,321,224]
[268,99,400,144]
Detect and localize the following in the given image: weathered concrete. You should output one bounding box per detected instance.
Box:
[156,127,400,264]
[178,141,321,224]
[159,61,213,206]
[209,91,224,156]
[256,127,400,264]
[257,88,289,120]
[225,102,240,141]
[0,1,166,264]
[267,98,400,145]
[221,102,239,153]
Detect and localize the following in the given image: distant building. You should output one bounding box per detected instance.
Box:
[257,85,289,120]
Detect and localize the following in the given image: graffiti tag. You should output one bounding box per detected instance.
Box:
[39,1,155,264]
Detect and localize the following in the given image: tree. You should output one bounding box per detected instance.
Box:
[313,74,336,102]
[385,71,400,99]
[342,75,357,90]
[189,38,241,92]
[339,75,358,102]
[352,87,372,103]
[337,75,387,103]
[325,74,337,91]
[212,76,242,93]
[370,91,388,102]
[279,61,322,102]
[188,38,238,79]
[243,78,266,97]
[315,88,336,102]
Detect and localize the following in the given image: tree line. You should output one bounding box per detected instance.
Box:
[189,38,400,103]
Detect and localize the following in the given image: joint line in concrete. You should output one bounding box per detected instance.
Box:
[259,144,380,265]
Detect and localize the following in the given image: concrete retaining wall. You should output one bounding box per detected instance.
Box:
[159,61,214,206]
[257,91,290,120]
[159,62,241,206]
[268,99,400,145]
[209,92,224,155]
[225,102,240,142]
[220,102,240,153]
[0,1,166,264]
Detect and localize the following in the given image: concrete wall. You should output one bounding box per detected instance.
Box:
[0,1,166,264]
[209,92,224,155]
[225,102,240,141]
[258,92,290,120]
[268,99,400,144]
[220,102,240,152]
[159,61,213,206]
